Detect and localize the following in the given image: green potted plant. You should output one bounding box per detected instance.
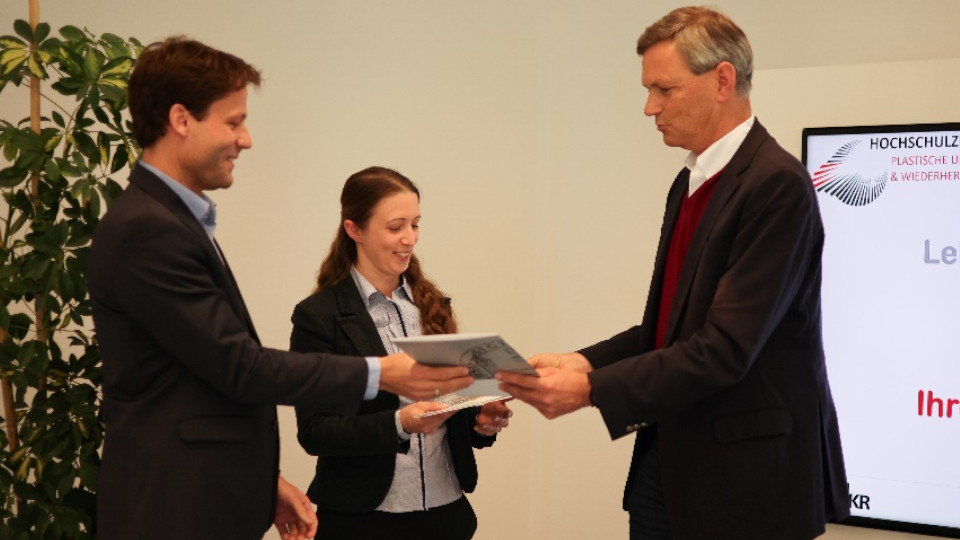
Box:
[0,16,141,539]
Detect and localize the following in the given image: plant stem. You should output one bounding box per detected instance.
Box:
[1,356,16,451]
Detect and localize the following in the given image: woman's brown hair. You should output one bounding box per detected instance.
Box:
[315,166,457,335]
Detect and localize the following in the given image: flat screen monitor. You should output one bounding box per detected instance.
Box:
[802,122,960,538]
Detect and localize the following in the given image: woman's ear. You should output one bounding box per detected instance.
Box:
[343,220,362,243]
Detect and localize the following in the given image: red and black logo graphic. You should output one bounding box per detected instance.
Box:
[811,140,889,206]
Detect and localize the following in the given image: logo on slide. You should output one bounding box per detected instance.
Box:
[811,140,889,206]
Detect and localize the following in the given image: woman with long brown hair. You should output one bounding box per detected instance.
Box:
[290,166,511,539]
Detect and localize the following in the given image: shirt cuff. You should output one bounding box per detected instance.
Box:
[394,411,411,441]
[364,357,380,400]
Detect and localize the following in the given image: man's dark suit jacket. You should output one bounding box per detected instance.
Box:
[289,277,495,512]
[583,121,849,540]
[89,164,370,540]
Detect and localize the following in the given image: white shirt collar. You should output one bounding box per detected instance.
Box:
[349,266,413,307]
[684,115,755,195]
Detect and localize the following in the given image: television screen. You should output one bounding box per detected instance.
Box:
[803,122,960,537]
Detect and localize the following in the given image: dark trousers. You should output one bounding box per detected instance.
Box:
[627,438,673,540]
[315,496,477,540]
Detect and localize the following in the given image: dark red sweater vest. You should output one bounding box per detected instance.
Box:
[655,170,722,349]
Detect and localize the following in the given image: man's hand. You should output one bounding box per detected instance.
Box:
[379,353,474,401]
[528,352,593,373]
[474,399,512,436]
[274,475,317,540]
[497,367,592,419]
[398,401,457,434]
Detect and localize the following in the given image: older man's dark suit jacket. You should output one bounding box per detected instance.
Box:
[583,121,849,540]
[289,277,495,512]
[89,164,370,540]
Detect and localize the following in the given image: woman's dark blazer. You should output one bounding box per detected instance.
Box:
[290,276,496,512]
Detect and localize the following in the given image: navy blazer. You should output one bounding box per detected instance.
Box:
[290,276,495,512]
[89,164,370,540]
[583,121,849,540]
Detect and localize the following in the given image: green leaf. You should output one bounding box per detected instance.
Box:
[26,54,47,79]
[81,48,104,81]
[99,79,127,103]
[13,20,33,42]
[13,151,43,174]
[8,313,32,339]
[35,48,54,64]
[72,131,98,162]
[42,131,62,153]
[58,158,81,178]
[100,33,126,55]
[100,177,124,203]
[0,35,27,49]
[0,166,28,188]
[6,211,29,237]
[109,143,127,174]
[87,191,101,218]
[51,111,65,128]
[58,25,86,42]
[92,105,109,124]
[59,265,76,300]
[20,256,51,279]
[38,36,63,57]
[9,445,28,464]
[97,132,111,166]
[100,56,132,78]
[50,77,83,96]
[78,462,98,490]
[17,340,40,368]
[47,432,71,457]
[0,48,28,76]
[75,115,95,130]
[83,84,101,112]
[43,159,61,182]
[34,23,50,43]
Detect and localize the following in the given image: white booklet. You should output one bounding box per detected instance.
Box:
[392,333,537,416]
[417,393,510,417]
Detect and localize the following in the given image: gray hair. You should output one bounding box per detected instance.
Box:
[637,6,753,96]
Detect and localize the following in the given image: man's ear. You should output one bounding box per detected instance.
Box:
[714,61,738,102]
[168,104,192,137]
[343,220,363,243]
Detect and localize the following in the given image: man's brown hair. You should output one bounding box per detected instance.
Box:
[128,37,261,148]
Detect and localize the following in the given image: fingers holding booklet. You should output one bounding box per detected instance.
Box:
[398,401,458,433]
[378,352,475,401]
[392,333,536,416]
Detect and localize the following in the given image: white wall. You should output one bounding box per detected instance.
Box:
[2,1,958,538]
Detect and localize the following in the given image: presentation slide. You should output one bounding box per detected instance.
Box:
[803,123,960,536]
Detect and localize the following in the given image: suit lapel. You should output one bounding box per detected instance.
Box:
[332,278,388,357]
[642,169,689,348]
[661,121,770,346]
[129,164,260,342]
[213,239,261,343]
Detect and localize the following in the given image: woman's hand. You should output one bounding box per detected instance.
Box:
[398,401,456,435]
[474,399,512,436]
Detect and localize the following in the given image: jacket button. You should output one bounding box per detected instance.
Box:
[625,424,641,433]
